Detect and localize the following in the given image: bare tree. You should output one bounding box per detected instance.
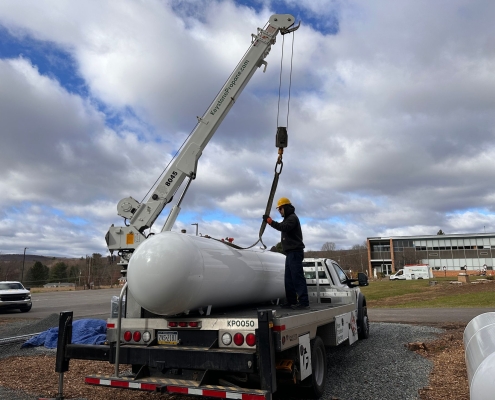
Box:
[321,242,336,251]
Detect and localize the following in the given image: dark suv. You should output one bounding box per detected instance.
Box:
[0,281,32,312]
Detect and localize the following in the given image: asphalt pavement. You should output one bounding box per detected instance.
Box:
[0,287,122,320]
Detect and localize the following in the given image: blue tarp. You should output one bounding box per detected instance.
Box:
[21,319,107,348]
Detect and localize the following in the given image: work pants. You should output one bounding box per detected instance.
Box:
[284,250,309,306]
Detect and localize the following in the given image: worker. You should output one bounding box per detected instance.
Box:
[263,197,309,310]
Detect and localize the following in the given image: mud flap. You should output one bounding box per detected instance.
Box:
[298,333,312,381]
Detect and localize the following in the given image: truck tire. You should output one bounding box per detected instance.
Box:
[300,336,327,399]
[357,293,369,340]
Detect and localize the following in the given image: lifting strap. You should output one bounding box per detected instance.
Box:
[239,127,287,250]
[239,28,296,251]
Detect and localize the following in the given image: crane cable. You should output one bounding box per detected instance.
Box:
[239,29,296,250]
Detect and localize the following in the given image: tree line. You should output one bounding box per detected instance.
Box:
[0,253,121,288]
[304,241,369,275]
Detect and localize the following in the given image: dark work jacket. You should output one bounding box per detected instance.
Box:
[270,204,305,253]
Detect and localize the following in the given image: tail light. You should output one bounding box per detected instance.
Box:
[189,321,199,328]
[168,322,178,327]
[246,333,256,346]
[123,331,132,342]
[133,331,142,342]
[233,333,244,346]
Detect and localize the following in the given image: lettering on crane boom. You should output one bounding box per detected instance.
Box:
[210,60,250,116]
[164,171,178,187]
[227,319,256,328]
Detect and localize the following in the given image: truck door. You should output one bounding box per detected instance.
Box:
[325,260,353,304]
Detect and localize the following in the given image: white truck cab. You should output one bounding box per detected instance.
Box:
[303,258,369,305]
[389,265,433,280]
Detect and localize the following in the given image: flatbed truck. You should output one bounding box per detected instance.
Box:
[55,258,369,399]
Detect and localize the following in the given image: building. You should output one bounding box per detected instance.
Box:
[367,233,495,277]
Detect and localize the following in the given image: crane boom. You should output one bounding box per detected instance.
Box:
[105,14,298,268]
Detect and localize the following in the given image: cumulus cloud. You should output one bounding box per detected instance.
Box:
[1,0,495,257]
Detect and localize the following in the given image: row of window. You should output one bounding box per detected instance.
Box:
[392,237,495,248]
[414,246,493,251]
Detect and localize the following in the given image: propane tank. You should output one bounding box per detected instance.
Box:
[464,312,495,400]
[127,231,286,315]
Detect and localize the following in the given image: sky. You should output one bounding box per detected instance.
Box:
[1,0,495,258]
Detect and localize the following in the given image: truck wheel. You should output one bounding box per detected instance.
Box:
[20,305,32,313]
[357,294,369,340]
[300,336,327,399]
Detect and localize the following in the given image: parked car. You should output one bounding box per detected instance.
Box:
[0,281,32,312]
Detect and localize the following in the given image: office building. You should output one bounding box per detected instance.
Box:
[367,233,495,276]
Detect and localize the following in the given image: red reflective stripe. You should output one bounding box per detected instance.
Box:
[85,377,100,385]
[141,383,158,391]
[203,389,226,398]
[272,325,285,331]
[107,323,115,328]
[111,380,129,388]
[168,386,189,394]
[242,394,267,400]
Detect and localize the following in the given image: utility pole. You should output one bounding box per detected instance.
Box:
[21,247,28,283]
[191,223,199,236]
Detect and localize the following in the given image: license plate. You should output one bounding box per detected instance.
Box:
[157,331,178,345]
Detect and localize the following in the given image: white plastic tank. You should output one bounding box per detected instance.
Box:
[464,312,495,399]
[127,231,286,315]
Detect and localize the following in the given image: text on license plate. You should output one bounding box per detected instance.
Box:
[157,331,178,345]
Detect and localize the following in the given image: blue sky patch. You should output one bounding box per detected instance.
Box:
[234,0,340,35]
[0,25,87,96]
[67,216,88,226]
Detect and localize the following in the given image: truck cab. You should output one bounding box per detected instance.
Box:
[303,258,369,305]
[389,269,406,280]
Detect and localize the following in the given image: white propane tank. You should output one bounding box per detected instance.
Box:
[127,231,286,315]
[464,312,495,400]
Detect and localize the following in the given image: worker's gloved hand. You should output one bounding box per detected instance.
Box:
[262,215,273,225]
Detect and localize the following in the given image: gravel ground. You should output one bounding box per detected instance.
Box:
[0,316,443,400]
[278,323,442,400]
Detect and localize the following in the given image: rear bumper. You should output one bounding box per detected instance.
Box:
[85,374,271,399]
[66,343,257,373]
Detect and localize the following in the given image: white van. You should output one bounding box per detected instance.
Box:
[389,265,433,280]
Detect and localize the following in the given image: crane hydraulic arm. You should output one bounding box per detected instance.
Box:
[105,14,298,267]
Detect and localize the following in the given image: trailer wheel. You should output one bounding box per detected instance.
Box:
[357,294,369,340]
[300,336,327,399]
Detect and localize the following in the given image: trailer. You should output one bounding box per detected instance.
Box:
[54,258,369,399]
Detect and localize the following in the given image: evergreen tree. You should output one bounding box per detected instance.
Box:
[49,262,68,282]
[26,261,49,286]
[68,265,81,284]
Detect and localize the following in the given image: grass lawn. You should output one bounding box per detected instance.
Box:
[360,277,495,308]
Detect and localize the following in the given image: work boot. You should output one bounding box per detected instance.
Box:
[279,302,293,309]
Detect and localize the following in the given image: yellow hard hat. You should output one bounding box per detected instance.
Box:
[276,197,291,208]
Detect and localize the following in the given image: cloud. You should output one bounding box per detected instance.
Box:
[1,0,495,257]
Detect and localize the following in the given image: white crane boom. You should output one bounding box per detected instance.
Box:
[105,14,298,267]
